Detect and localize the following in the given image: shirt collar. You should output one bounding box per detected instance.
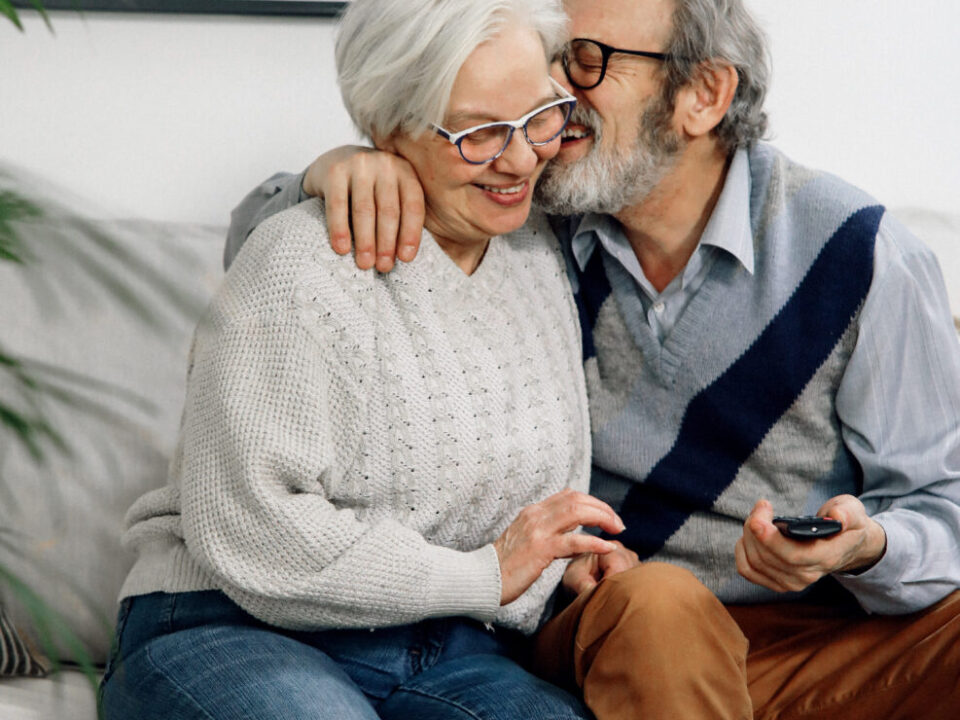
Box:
[569,147,754,276]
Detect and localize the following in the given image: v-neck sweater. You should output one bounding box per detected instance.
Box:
[120,200,590,634]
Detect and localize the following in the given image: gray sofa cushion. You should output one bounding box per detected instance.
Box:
[0,670,98,720]
[0,180,225,665]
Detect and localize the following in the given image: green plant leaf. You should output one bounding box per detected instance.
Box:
[0,346,71,462]
[0,1,25,32]
[0,189,41,264]
[25,0,53,33]
[0,1,53,33]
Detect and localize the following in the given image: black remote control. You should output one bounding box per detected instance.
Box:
[773,516,842,540]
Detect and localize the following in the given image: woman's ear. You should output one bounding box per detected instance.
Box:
[674,61,739,139]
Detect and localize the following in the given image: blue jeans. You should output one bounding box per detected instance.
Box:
[99,590,591,720]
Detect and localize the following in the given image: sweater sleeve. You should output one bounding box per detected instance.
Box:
[178,309,502,630]
[833,213,960,614]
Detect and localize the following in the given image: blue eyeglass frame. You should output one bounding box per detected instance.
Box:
[432,78,577,165]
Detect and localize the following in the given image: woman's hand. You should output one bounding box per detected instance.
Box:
[493,489,625,606]
[302,146,426,272]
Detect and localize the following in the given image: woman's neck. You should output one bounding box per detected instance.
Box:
[425,221,491,276]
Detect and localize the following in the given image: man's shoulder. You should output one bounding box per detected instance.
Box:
[748,142,881,217]
[747,142,886,262]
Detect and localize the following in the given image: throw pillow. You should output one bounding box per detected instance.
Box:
[0,604,46,677]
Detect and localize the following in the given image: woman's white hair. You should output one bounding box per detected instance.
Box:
[335,0,568,142]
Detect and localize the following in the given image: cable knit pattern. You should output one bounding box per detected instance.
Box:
[120,199,590,634]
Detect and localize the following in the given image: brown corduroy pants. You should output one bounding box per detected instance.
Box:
[533,563,960,720]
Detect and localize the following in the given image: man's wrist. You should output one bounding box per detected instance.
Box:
[843,519,888,576]
[298,169,315,200]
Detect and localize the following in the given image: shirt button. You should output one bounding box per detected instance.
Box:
[653,301,665,314]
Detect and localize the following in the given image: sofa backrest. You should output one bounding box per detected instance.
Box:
[894,207,960,331]
[0,209,225,664]
[0,196,955,668]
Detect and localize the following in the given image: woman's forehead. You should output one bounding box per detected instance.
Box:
[445,24,553,122]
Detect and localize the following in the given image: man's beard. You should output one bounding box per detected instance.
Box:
[534,94,683,216]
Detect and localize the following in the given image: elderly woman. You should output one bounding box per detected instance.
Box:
[99,0,624,718]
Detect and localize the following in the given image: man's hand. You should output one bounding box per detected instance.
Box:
[494,489,626,606]
[301,146,426,272]
[735,496,888,593]
[562,540,640,596]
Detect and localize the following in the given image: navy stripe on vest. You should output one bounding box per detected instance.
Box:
[574,245,611,361]
[610,205,884,559]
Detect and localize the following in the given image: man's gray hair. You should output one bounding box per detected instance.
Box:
[335,0,568,142]
[660,0,771,151]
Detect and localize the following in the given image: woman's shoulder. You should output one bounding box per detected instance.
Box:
[218,200,375,323]
[235,199,343,274]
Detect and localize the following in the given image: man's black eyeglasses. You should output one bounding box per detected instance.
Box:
[561,38,675,91]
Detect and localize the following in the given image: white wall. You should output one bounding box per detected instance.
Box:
[2,11,357,225]
[752,0,959,217]
[2,1,958,226]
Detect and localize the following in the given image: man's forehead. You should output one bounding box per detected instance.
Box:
[564,0,674,47]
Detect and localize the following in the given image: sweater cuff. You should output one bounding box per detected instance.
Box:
[423,543,501,623]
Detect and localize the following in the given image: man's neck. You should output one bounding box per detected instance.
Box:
[615,139,732,293]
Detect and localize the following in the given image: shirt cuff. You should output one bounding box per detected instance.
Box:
[833,513,915,614]
[295,169,310,203]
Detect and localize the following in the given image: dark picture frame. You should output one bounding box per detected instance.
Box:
[12,1,348,17]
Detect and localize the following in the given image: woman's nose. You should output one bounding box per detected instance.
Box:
[492,129,539,175]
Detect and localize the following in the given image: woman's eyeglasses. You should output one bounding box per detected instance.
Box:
[433,78,576,165]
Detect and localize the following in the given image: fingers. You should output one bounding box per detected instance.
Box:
[597,541,640,579]
[537,489,625,536]
[563,553,601,595]
[735,537,793,593]
[396,169,425,264]
[816,494,862,530]
[314,148,420,270]
[746,498,776,541]
[374,175,401,272]
[555,533,618,559]
[349,172,377,270]
[324,166,353,256]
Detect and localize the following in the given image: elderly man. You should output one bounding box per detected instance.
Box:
[226,1,960,718]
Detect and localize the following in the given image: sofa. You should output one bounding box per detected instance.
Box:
[0,170,226,719]
[0,171,957,718]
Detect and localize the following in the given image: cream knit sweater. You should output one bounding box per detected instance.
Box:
[120,200,590,635]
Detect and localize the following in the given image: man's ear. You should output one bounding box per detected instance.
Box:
[674,61,739,139]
